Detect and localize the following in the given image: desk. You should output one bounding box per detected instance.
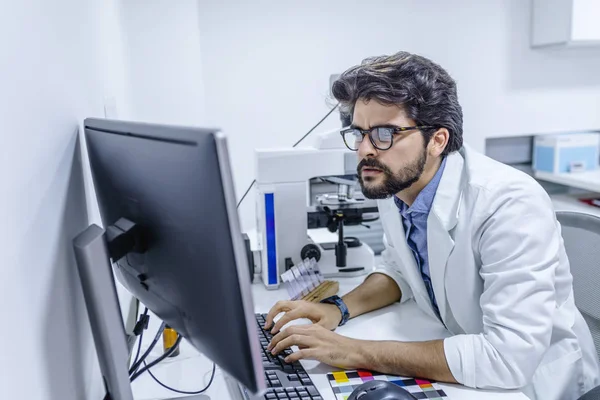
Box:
[131,276,527,400]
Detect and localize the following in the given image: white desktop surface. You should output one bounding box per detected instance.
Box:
[131,275,527,400]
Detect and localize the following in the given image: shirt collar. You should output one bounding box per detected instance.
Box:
[394,156,447,215]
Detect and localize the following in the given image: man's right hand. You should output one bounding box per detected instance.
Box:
[264,300,342,334]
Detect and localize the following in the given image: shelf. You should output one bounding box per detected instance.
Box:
[534,170,600,193]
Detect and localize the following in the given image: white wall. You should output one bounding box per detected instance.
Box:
[195,0,600,230]
[0,1,129,398]
[120,0,207,125]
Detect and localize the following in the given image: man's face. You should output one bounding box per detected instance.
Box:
[353,100,428,199]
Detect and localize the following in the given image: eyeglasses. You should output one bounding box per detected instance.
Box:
[340,125,436,151]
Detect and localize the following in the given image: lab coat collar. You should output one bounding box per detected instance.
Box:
[430,150,465,232]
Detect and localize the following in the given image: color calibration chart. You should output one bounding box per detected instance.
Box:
[327,370,449,400]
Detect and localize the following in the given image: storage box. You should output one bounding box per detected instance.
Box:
[533,133,600,174]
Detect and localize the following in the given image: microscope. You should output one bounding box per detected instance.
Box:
[254,128,377,289]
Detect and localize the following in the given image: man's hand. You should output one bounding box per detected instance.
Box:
[269,324,457,384]
[264,300,342,333]
[267,324,364,370]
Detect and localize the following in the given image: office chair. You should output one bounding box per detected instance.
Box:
[556,210,600,361]
[556,211,600,400]
[580,386,600,400]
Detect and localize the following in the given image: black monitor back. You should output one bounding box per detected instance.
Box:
[83,118,264,394]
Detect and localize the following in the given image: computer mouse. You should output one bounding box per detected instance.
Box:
[347,380,418,400]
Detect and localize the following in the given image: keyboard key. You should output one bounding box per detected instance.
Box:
[300,378,311,385]
[287,374,300,381]
[306,386,318,396]
[265,393,276,399]
[291,363,303,371]
[274,388,285,394]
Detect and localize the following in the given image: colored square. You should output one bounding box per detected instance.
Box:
[357,370,373,378]
[339,385,354,394]
[348,378,364,386]
[415,379,431,385]
[346,372,360,379]
[426,391,442,398]
[333,372,349,383]
[402,378,417,386]
[420,384,434,390]
[389,379,406,386]
[412,393,427,400]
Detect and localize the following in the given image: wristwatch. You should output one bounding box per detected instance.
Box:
[320,295,350,326]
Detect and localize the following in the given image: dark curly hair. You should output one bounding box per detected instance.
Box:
[332,51,463,155]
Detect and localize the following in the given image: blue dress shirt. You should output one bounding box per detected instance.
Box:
[393,157,447,319]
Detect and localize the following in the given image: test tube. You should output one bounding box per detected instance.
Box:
[303,258,321,287]
[297,261,316,291]
[291,266,309,296]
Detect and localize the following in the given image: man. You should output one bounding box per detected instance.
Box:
[264,52,600,400]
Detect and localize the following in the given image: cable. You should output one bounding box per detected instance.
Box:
[235,103,340,209]
[131,307,149,368]
[130,335,183,382]
[129,321,166,376]
[292,103,339,148]
[236,179,256,209]
[144,359,216,395]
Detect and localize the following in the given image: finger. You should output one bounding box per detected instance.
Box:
[267,328,292,352]
[271,334,317,355]
[270,309,302,334]
[264,300,293,329]
[285,348,318,364]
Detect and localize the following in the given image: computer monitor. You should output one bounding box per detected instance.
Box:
[75,118,265,399]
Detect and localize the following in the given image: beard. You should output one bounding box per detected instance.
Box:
[357,148,427,199]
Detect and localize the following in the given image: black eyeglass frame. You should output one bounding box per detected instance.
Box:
[340,125,437,151]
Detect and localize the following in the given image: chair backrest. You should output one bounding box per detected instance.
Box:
[579,385,600,400]
[556,211,600,362]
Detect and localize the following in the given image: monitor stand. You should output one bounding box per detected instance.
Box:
[73,222,209,400]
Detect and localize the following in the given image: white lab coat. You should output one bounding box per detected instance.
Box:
[374,144,600,400]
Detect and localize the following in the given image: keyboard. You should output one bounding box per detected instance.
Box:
[255,313,323,400]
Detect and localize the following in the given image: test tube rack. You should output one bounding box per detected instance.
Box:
[300,280,339,303]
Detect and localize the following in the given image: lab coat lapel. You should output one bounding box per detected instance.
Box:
[427,151,464,324]
[380,200,437,320]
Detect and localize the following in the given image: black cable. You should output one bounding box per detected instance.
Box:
[144,359,216,395]
[235,103,340,209]
[130,335,183,382]
[236,179,256,209]
[292,103,339,148]
[131,307,149,368]
[129,321,166,375]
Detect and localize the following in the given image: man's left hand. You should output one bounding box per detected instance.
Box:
[267,324,364,369]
